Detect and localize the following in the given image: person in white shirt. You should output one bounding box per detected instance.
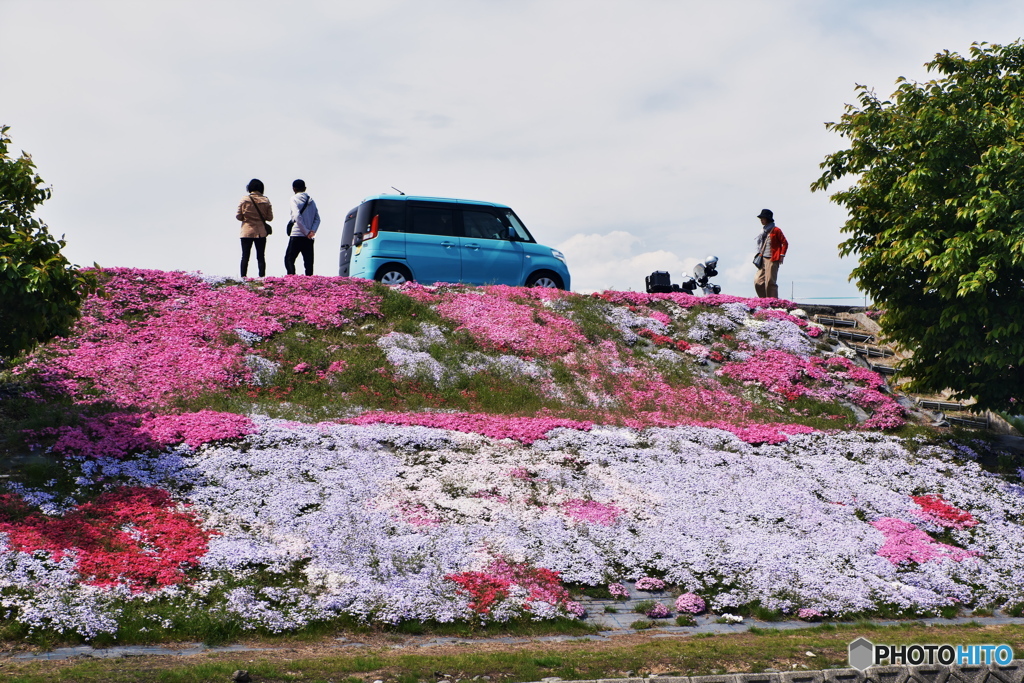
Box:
[284,179,321,275]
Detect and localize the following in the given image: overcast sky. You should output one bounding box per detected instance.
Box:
[3,0,1023,299]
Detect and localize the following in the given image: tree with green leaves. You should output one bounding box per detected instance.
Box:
[812,41,1024,413]
[0,125,90,360]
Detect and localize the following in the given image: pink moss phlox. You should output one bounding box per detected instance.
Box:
[647,602,671,618]
[347,412,593,444]
[443,572,510,614]
[397,503,441,527]
[142,410,257,449]
[561,499,623,526]
[718,349,818,400]
[29,269,379,408]
[798,608,823,620]
[755,309,808,327]
[593,290,793,310]
[635,576,666,591]
[852,388,906,429]
[871,517,978,565]
[911,495,979,529]
[326,360,348,374]
[0,486,214,590]
[484,284,575,304]
[638,328,675,346]
[608,582,630,598]
[822,356,885,389]
[41,412,159,459]
[699,421,817,445]
[436,290,586,357]
[394,281,444,303]
[718,350,904,430]
[675,592,706,614]
[39,410,256,458]
[445,559,576,615]
[487,559,573,607]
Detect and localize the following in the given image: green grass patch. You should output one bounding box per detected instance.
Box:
[634,600,657,615]
[3,609,1024,682]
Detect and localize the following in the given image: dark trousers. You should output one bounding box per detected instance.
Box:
[284,236,314,275]
[240,237,267,277]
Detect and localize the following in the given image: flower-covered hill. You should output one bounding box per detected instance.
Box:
[0,268,1022,642]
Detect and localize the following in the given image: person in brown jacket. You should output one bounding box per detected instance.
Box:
[753,208,788,298]
[236,179,274,277]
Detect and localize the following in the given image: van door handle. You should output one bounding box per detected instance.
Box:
[463,242,480,250]
[440,241,455,248]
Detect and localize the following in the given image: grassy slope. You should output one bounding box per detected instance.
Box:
[0,272,1023,677]
[2,623,1023,682]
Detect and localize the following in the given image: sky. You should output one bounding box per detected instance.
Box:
[3,0,1023,300]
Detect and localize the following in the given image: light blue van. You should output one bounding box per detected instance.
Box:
[340,195,571,289]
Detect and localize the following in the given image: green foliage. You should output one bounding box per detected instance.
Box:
[812,42,1024,411]
[0,126,93,359]
[634,599,657,614]
[999,412,1024,434]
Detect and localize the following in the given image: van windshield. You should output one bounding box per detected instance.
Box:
[502,210,535,243]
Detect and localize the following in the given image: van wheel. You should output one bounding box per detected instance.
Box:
[525,271,564,289]
[375,264,412,285]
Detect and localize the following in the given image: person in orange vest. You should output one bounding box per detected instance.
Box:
[753,208,788,298]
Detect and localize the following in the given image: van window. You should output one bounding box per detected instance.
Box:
[354,199,405,236]
[462,209,507,240]
[377,200,405,233]
[501,209,535,243]
[409,206,455,237]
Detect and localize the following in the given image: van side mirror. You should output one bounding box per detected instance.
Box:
[507,226,517,241]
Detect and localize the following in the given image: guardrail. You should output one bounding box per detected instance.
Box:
[918,400,970,412]
[828,329,876,344]
[849,343,894,358]
[947,414,991,429]
[814,315,858,328]
[868,363,896,377]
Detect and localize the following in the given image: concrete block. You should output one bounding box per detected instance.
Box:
[735,673,780,683]
[866,665,911,683]
[691,674,740,683]
[780,670,825,683]
[907,665,949,683]
[949,666,991,683]
[988,661,1024,683]
[824,668,867,683]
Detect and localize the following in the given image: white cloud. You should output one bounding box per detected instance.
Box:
[3,0,1023,298]
[556,231,695,293]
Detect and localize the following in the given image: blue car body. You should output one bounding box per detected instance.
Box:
[341,195,570,290]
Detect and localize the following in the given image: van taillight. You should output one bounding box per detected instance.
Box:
[365,214,379,240]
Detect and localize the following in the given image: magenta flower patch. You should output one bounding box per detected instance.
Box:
[38,410,256,458]
[871,518,978,564]
[675,592,706,614]
[436,289,586,357]
[347,411,593,444]
[561,499,623,526]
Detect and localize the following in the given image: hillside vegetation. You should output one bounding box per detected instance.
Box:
[0,269,1021,645]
